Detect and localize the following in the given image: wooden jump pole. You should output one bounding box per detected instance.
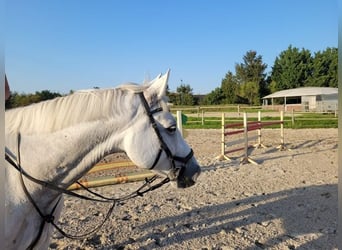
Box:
[217,112,257,162]
[221,112,225,159]
[253,111,267,149]
[280,110,284,145]
[240,112,258,165]
[89,161,136,174]
[68,170,156,190]
[277,110,287,151]
[257,111,262,146]
[217,111,287,163]
[217,112,231,161]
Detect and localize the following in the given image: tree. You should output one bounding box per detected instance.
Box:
[5,90,62,109]
[305,47,338,87]
[235,50,267,104]
[202,87,225,105]
[235,50,267,83]
[240,81,259,105]
[36,90,62,101]
[271,45,312,91]
[175,84,194,105]
[221,71,239,104]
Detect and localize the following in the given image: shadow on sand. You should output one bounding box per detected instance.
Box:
[111,183,337,249]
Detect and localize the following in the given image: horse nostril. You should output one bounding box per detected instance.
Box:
[177,176,195,188]
[176,164,201,188]
[192,168,201,182]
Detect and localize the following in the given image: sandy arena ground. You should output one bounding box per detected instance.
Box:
[49,128,338,250]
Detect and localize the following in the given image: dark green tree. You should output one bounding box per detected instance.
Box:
[271,45,312,91]
[240,81,259,105]
[5,90,62,109]
[175,84,194,105]
[202,87,225,105]
[221,71,239,104]
[305,47,338,87]
[235,50,267,104]
[36,90,62,101]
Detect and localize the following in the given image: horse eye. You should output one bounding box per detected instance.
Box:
[166,125,177,134]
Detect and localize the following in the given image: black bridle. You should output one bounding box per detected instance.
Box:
[5,91,194,250]
[138,92,194,178]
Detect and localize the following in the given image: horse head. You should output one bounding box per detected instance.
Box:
[123,70,201,188]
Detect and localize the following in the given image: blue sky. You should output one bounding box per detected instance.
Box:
[6,0,338,94]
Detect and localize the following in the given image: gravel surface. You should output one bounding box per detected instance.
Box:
[49,128,338,250]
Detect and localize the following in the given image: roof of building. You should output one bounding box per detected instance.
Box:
[262,87,338,99]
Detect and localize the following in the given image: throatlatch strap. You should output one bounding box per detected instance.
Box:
[149,149,163,170]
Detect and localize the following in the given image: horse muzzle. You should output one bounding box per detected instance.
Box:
[176,158,201,188]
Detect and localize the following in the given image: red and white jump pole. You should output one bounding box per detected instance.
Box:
[217,112,257,164]
[218,111,287,165]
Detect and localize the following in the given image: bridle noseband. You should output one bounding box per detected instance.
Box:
[138,92,194,179]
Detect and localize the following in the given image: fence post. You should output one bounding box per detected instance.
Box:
[176,111,183,137]
[201,110,204,125]
[291,109,295,127]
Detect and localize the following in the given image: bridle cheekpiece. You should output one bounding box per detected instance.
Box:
[138,92,194,180]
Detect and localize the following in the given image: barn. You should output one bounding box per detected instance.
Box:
[262,87,338,112]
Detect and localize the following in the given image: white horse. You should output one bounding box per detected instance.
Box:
[5,71,201,250]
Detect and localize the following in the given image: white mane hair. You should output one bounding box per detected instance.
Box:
[5,83,168,136]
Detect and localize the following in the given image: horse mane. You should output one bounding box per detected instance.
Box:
[5,83,154,135]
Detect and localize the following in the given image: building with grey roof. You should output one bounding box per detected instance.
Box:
[262,87,338,112]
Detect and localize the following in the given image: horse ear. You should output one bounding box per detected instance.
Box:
[146,69,170,98]
[149,73,162,84]
[143,73,161,85]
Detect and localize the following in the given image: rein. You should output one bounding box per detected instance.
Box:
[5,91,193,249]
[6,149,169,250]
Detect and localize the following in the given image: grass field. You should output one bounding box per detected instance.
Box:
[173,112,338,129]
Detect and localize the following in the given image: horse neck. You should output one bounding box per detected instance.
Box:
[6,89,142,190]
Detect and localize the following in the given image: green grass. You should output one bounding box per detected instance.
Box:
[170,105,263,113]
[289,113,338,129]
[178,113,338,129]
